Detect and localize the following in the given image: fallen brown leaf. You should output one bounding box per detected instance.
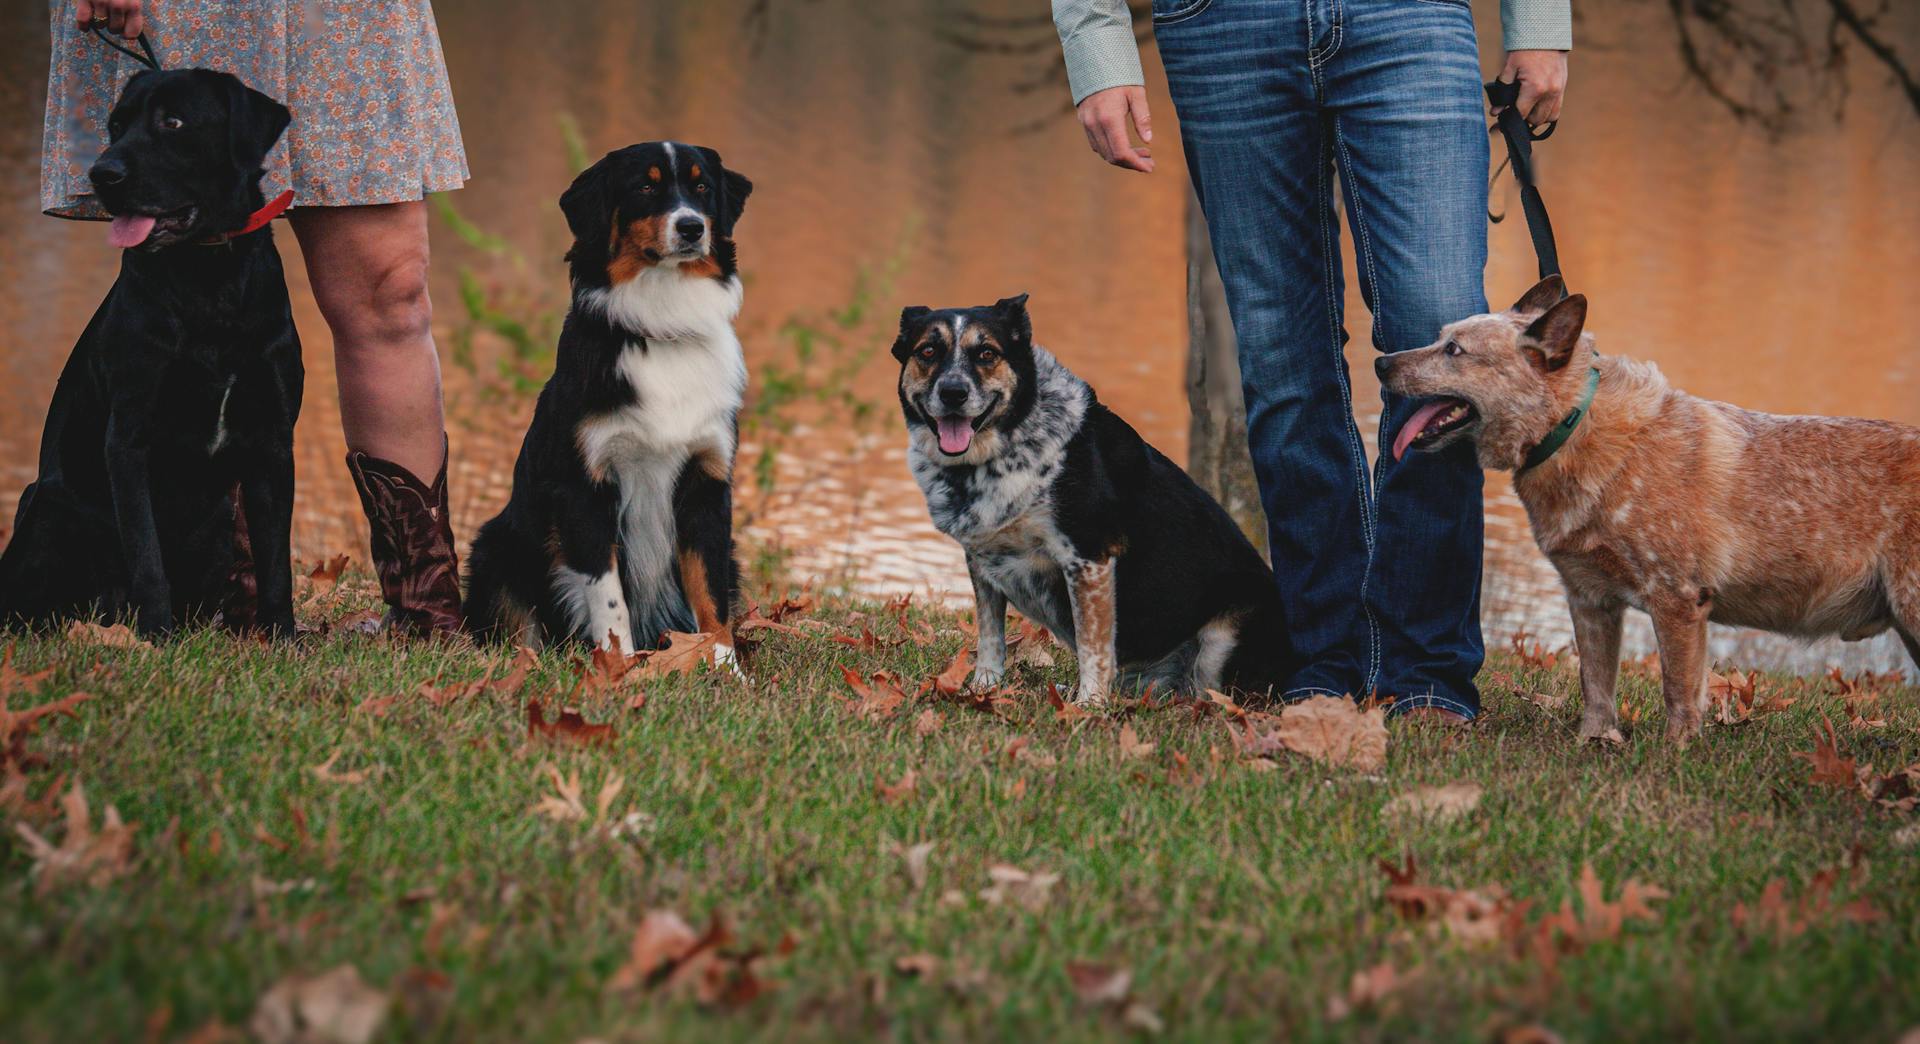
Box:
[1117,724,1156,761]
[1230,696,1387,771]
[526,697,616,746]
[248,964,387,1044]
[12,778,134,895]
[309,750,368,786]
[1065,961,1132,1005]
[1327,961,1404,1020]
[65,620,151,649]
[2,688,93,771]
[931,647,974,697]
[876,768,919,804]
[1793,717,1860,792]
[1382,782,1483,825]
[0,643,55,697]
[979,863,1059,912]
[913,708,944,737]
[839,667,917,722]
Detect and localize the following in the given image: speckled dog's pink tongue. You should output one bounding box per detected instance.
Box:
[936,417,974,455]
[108,214,156,249]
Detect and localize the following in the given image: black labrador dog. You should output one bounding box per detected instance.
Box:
[0,69,302,638]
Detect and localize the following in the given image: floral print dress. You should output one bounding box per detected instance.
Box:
[42,0,469,218]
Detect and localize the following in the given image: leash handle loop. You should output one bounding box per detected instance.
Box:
[90,26,161,70]
[1485,78,1560,279]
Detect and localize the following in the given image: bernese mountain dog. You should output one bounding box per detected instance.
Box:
[464,142,751,661]
[894,295,1297,705]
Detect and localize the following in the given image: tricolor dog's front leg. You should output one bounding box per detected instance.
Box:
[966,553,1007,689]
[1066,556,1117,707]
[552,483,631,652]
[673,450,741,673]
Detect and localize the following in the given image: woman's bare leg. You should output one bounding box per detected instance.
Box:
[289,201,446,478]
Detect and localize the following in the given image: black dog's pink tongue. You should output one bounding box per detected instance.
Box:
[935,416,974,455]
[108,214,157,249]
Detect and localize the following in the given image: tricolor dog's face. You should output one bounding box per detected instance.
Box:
[88,69,290,251]
[559,141,752,287]
[1375,275,1592,471]
[893,295,1036,461]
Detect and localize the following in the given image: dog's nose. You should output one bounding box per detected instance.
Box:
[937,384,969,409]
[1374,355,1393,379]
[89,159,128,189]
[674,216,706,242]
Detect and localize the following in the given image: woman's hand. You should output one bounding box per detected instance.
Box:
[76,0,144,39]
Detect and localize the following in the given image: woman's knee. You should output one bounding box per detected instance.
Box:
[299,206,435,349]
[357,247,433,345]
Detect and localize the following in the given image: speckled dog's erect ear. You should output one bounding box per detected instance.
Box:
[1520,293,1587,372]
[993,293,1031,344]
[892,305,933,361]
[1508,274,1568,316]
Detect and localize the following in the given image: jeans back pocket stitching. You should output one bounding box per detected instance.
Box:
[1151,0,1215,26]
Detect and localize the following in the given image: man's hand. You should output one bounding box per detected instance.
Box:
[76,0,144,39]
[1492,50,1568,128]
[1076,85,1154,173]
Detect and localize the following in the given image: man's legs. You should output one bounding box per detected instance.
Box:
[1324,0,1491,714]
[1156,0,1373,698]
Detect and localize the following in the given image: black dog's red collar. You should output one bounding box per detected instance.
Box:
[199,189,294,245]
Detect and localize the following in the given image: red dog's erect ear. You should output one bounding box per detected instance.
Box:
[1508,274,1568,316]
[1520,293,1586,373]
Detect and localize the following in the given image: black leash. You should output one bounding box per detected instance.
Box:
[90,25,161,70]
[1484,78,1559,279]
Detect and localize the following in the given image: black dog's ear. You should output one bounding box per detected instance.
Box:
[699,147,752,236]
[218,72,291,169]
[1509,274,1568,316]
[559,151,619,262]
[1520,293,1587,372]
[892,305,932,362]
[993,293,1032,344]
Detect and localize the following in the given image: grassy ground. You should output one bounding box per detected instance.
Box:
[3,575,1917,1043]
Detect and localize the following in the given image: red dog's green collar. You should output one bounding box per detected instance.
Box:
[199,189,294,245]
[1519,364,1601,474]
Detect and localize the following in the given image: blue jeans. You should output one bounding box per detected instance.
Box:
[1153,0,1488,716]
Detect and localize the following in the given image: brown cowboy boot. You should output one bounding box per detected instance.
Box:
[345,440,462,636]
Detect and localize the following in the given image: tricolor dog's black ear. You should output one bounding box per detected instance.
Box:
[892,305,932,362]
[215,71,291,170]
[699,147,752,236]
[993,293,1032,345]
[559,150,619,265]
[1509,274,1568,316]
[1520,293,1587,373]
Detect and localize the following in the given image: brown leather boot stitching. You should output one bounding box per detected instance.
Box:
[346,439,462,637]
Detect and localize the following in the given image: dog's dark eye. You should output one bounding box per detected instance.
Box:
[1444,342,1464,357]
[639,184,656,195]
[694,183,708,194]
[160,115,184,131]
[975,349,999,365]
[917,344,939,361]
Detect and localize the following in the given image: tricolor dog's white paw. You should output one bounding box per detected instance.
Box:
[971,667,1005,690]
[713,642,746,680]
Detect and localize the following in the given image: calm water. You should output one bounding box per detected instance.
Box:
[3,1,1917,670]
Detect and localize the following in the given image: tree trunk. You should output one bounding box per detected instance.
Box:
[1183,185,1266,554]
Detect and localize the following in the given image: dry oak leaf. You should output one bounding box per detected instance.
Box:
[308,750,368,786]
[1065,961,1132,1006]
[303,554,351,596]
[637,630,723,680]
[2,688,93,770]
[1117,724,1156,761]
[1793,717,1861,792]
[1046,683,1093,723]
[608,910,788,1007]
[13,779,135,895]
[1008,619,1058,669]
[529,762,623,826]
[913,708,944,737]
[1326,961,1405,1021]
[1730,869,1883,941]
[876,768,919,804]
[891,839,936,890]
[1376,857,1513,947]
[248,964,388,1044]
[1572,862,1669,942]
[354,693,400,718]
[0,642,55,697]
[839,667,918,722]
[64,620,151,649]
[830,625,903,652]
[932,647,974,697]
[526,697,616,746]
[1232,695,1387,772]
[979,863,1060,912]
[1382,782,1483,825]
[608,909,701,991]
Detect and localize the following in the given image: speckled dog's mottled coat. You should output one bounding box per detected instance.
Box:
[896,296,1294,705]
[1380,275,1920,744]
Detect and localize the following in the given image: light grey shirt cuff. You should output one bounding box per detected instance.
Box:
[1056,10,1146,105]
[1501,0,1573,51]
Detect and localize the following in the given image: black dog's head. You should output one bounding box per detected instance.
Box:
[559,141,752,288]
[892,294,1038,461]
[89,69,291,251]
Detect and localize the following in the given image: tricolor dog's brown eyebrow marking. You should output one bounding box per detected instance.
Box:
[689,163,702,179]
[648,166,663,183]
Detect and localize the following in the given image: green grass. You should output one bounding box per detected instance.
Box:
[3,582,1917,1042]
